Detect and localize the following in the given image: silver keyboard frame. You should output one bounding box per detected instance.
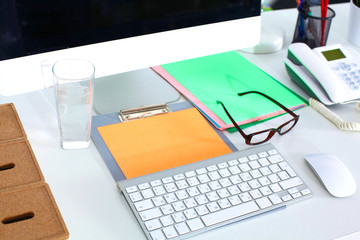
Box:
[117,143,312,240]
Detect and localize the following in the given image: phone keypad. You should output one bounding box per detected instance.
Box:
[332,62,360,90]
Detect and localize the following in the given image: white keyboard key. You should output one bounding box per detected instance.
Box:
[238,157,249,163]
[248,154,259,160]
[249,161,261,169]
[249,189,262,199]
[229,195,242,206]
[239,163,251,172]
[207,202,220,212]
[165,182,177,192]
[161,204,175,215]
[301,188,312,195]
[163,226,178,239]
[239,192,252,202]
[187,177,200,186]
[268,154,283,164]
[269,164,281,173]
[218,168,231,178]
[164,193,177,203]
[162,177,173,183]
[138,182,150,190]
[153,186,166,196]
[208,171,221,181]
[172,212,186,223]
[229,165,241,175]
[279,177,303,190]
[258,158,270,166]
[175,222,190,235]
[141,189,155,199]
[176,180,189,189]
[229,175,242,184]
[278,171,290,180]
[270,183,282,193]
[206,191,220,202]
[185,171,196,178]
[219,178,232,188]
[256,197,272,209]
[218,199,231,209]
[215,190,229,201]
[207,165,218,171]
[126,186,138,193]
[208,181,221,191]
[172,201,186,212]
[187,218,205,231]
[217,162,228,169]
[195,205,209,216]
[175,190,189,200]
[228,185,241,195]
[202,201,259,227]
[150,229,166,240]
[196,168,207,174]
[260,186,272,196]
[195,194,209,205]
[173,173,185,181]
[258,151,269,158]
[139,208,162,221]
[144,218,162,231]
[134,199,154,212]
[160,215,174,226]
[269,194,282,205]
[184,208,198,219]
[268,149,278,155]
[184,198,197,208]
[187,187,200,197]
[198,184,211,194]
[150,179,162,187]
[152,196,166,206]
[198,174,211,183]
[282,195,292,202]
[129,192,143,202]
[228,159,239,166]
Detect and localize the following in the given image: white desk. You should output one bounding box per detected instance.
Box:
[1,3,360,240]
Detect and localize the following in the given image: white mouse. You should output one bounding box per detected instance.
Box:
[305,153,357,198]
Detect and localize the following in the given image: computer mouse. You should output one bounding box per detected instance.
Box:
[305,153,357,198]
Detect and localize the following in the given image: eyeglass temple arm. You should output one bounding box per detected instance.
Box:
[216,100,248,139]
[238,91,299,118]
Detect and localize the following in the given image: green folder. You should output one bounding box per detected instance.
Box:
[153,51,307,130]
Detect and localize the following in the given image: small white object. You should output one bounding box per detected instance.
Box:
[348,1,360,47]
[305,154,357,198]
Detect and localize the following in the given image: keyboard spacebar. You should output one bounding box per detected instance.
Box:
[202,201,259,227]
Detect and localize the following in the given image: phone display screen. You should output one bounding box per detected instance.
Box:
[321,48,346,61]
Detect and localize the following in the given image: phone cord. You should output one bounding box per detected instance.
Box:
[309,98,360,131]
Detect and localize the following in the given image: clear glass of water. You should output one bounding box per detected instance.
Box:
[53,59,95,149]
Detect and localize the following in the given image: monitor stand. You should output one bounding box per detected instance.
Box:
[93,68,181,114]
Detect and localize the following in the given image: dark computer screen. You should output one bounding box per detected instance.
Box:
[0,0,260,60]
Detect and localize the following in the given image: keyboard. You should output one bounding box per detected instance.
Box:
[118,143,312,240]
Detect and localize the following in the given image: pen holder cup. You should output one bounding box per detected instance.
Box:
[348,1,360,47]
[292,6,335,49]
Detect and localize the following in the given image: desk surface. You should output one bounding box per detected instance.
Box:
[1,3,360,240]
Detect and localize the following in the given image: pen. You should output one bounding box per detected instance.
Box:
[321,0,329,46]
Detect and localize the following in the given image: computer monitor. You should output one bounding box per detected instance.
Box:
[0,1,261,109]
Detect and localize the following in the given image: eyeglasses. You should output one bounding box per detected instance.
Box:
[217,91,299,145]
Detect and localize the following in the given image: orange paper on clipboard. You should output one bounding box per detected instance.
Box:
[97,108,232,179]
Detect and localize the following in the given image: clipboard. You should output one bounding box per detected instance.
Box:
[91,102,237,182]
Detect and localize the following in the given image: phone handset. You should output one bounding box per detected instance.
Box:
[287,43,346,104]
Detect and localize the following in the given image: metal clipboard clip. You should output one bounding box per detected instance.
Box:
[119,104,171,121]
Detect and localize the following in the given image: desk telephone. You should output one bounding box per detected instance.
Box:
[285,42,360,105]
